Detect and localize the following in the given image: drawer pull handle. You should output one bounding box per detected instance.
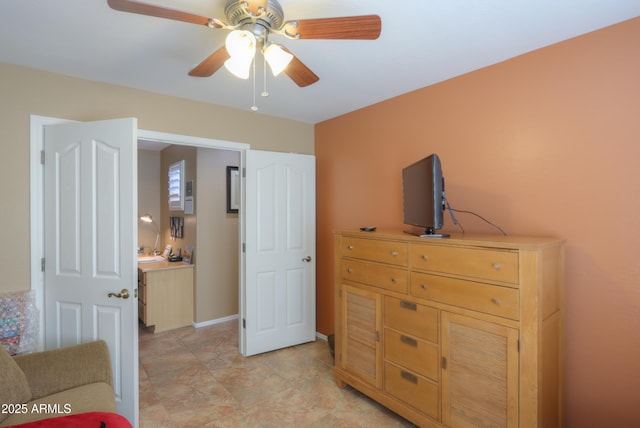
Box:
[401,335,418,347]
[391,277,397,283]
[400,300,417,311]
[347,245,354,251]
[492,298,500,305]
[347,268,353,274]
[420,283,427,290]
[421,255,428,261]
[492,263,501,270]
[401,370,418,384]
[391,250,397,256]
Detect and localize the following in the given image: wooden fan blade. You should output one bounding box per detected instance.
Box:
[283,15,381,40]
[107,0,214,26]
[188,47,230,77]
[281,48,319,87]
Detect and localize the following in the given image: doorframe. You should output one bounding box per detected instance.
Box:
[29,114,250,349]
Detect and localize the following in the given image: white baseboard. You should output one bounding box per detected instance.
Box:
[194,315,328,343]
[315,332,328,341]
[193,314,239,328]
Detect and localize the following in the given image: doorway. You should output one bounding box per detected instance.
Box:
[137,142,242,330]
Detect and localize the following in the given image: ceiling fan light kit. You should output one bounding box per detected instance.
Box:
[107,0,381,109]
[263,43,293,76]
[223,30,256,79]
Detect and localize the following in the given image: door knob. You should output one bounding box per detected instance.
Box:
[302,256,312,262]
[108,289,130,299]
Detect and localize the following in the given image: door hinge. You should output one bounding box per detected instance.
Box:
[518,339,520,352]
[40,150,45,165]
[441,356,447,370]
[242,318,246,329]
[41,257,45,272]
[242,167,246,178]
[376,331,380,342]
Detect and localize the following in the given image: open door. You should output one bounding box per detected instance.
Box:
[241,150,316,356]
[43,119,138,426]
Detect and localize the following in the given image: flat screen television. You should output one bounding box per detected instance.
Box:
[402,153,449,238]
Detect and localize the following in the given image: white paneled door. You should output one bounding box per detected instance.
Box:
[242,150,316,356]
[43,119,138,426]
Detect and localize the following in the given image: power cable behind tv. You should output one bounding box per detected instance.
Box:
[445,200,507,236]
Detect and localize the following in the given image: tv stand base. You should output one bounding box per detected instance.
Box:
[419,233,450,238]
[403,230,450,238]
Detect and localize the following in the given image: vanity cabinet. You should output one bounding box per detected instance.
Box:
[334,230,564,427]
[138,261,194,333]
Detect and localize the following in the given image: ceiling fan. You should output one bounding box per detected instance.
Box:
[107,0,382,87]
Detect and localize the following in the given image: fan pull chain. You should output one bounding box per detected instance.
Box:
[251,58,258,111]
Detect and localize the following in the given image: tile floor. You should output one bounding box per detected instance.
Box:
[139,319,416,427]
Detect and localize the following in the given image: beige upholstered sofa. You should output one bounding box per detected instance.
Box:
[0,340,119,427]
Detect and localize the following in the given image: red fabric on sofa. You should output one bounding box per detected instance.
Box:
[7,412,132,428]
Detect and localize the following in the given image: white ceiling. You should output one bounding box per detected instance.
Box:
[1,1,638,124]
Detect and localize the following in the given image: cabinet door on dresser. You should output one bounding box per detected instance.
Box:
[441,312,519,428]
[340,284,382,388]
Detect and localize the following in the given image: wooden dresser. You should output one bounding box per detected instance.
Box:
[138,261,194,333]
[333,230,564,428]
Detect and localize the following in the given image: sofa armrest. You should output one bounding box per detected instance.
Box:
[13,340,113,400]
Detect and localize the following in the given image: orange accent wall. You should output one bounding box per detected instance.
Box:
[315,17,640,427]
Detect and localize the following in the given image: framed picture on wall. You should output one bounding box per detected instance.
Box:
[227,166,239,213]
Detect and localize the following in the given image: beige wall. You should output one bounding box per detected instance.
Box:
[137,149,162,254]
[315,18,640,427]
[196,148,240,322]
[0,61,313,293]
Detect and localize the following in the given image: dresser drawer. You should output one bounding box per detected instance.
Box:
[384,296,438,343]
[342,237,408,266]
[341,258,408,293]
[411,244,519,285]
[385,329,439,381]
[411,272,520,320]
[385,362,439,419]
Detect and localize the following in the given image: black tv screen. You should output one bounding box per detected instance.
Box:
[402,154,447,237]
